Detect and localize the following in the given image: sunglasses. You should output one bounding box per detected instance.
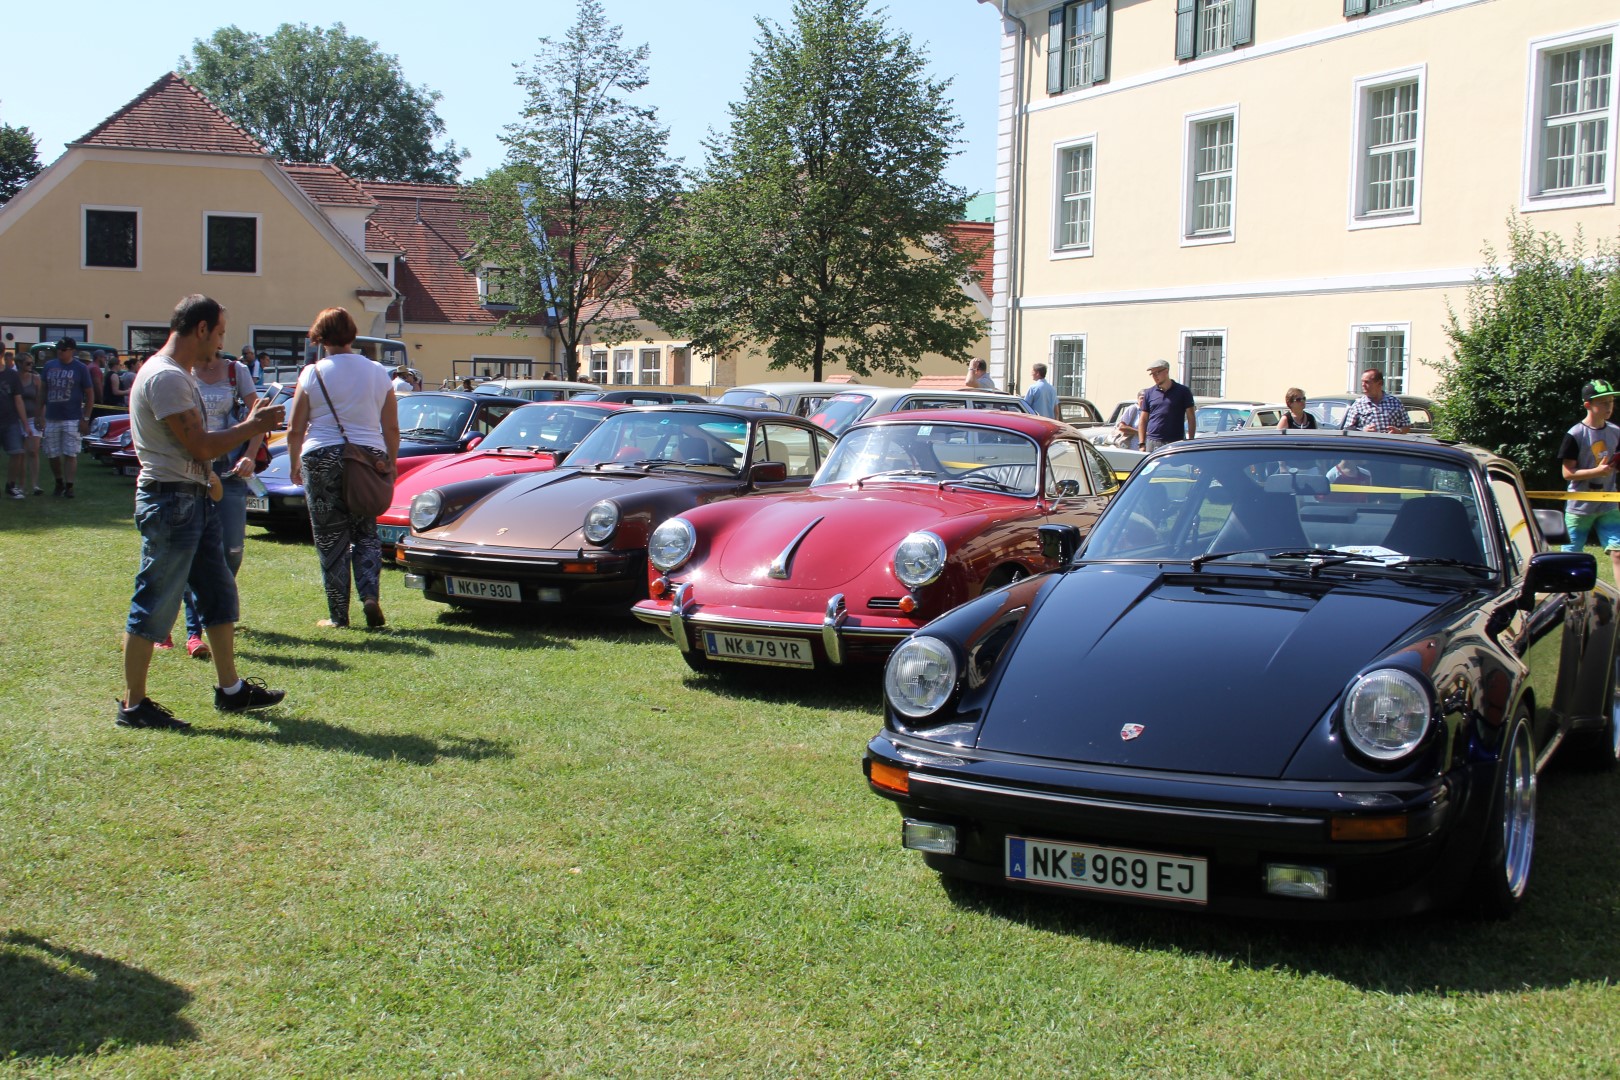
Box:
[1287,396,1305,402]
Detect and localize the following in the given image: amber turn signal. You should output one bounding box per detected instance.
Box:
[869,760,910,795]
[1330,814,1408,841]
[650,577,669,598]
[897,595,917,614]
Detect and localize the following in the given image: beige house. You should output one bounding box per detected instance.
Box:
[0,72,993,393]
[978,0,1619,411]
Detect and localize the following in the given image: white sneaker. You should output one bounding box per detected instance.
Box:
[7,485,23,500]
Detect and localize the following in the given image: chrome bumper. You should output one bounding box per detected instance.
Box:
[648,587,909,665]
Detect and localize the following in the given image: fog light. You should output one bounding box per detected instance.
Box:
[403,573,426,590]
[537,587,563,602]
[287,496,306,508]
[902,819,957,855]
[1266,864,1330,900]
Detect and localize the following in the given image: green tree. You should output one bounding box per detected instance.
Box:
[1434,217,1620,488]
[638,0,985,382]
[181,23,466,183]
[0,112,42,205]
[463,0,682,379]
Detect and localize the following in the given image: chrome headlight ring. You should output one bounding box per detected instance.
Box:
[409,489,444,531]
[648,517,697,573]
[885,635,960,720]
[894,531,947,588]
[583,500,620,545]
[1342,667,1433,762]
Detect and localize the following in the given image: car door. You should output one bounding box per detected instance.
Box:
[1489,467,1581,753]
[1044,439,1113,538]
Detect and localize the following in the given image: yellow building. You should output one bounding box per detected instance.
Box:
[0,72,993,393]
[979,0,1618,409]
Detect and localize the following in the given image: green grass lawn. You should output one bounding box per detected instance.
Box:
[4,465,1620,1076]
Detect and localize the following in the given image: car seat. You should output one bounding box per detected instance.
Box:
[1210,489,1309,552]
[1379,496,1484,564]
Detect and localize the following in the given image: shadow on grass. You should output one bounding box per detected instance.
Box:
[936,768,1620,995]
[194,711,514,765]
[680,664,885,712]
[0,932,195,1060]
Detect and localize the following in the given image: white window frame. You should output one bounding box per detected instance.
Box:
[471,354,535,379]
[1348,66,1426,230]
[1051,135,1098,259]
[1347,322,1411,394]
[1049,334,1087,398]
[589,350,609,384]
[1520,24,1618,212]
[1181,106,1239,247]
[82,204,141,272]
[202,211,262,276]
[477,263,517,307]
[1179,328,1227,397]
[639,348,663,384]
[1198,0,1237,58]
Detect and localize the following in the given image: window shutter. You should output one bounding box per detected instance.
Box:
[1047,5,1066,94]
[1344,0,1369,15]
[1089,0,1110,84]
[1233,0,1255,46]
[1175,0,1197,60]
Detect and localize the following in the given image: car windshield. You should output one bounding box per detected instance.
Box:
[816,421,1041,496]
[566,411,749,473]
[1195,406,1254,434]
[480,404,609,452]
[1082,445,1495,574]
[807,392,877,435]
[716,389,784,411]
[1305,400,1350,428]
[397,395,474,442]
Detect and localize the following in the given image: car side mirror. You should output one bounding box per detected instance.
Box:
[1532,508,1570,547]
[1052,478,1081,499]
[1520,551,1596,609]
[466,435,483,451]
[749,461,788,485]
[1039,523,1082,566]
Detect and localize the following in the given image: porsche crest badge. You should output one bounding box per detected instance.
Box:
[1120,723,1145,741]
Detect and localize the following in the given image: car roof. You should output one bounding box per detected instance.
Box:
[410,390,524,402]
[1144,427,1495,467]
[610,402,825,425]
[723,381,862,394]
[853,408,1068,438]
[512,399,624,412]
[831,386,1021,403]
[476,379,598,392]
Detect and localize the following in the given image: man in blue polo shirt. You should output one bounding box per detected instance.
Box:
[1136,359,1196,451]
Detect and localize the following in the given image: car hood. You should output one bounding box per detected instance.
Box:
[386,449,559,516]
[713,485,1011,591]
[423,466,729,549]
[976,564,1460,778]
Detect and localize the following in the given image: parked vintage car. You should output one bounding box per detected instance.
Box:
[1055,396,1106,428]
[398,405,836,612]
[803,386,1030,436]
[633,410,1118,671]
[375,400,624,560]
[86,414,132,460]
[1196,400,1287,432]
[574,388,709,405]
[473,379,602,402]
[1306,394,1435,432]
[865,430,1618,918]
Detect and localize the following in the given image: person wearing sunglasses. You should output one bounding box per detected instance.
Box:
[1277,388,1317,430]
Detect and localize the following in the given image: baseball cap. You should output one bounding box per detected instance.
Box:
[1582,379,1618,402]
[56,337,77,351]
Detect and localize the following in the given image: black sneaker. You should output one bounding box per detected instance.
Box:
[116,697,191,730]
[215,677,286,713]
[63,486,75,499]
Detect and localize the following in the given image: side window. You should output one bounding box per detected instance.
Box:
[1489,471,1535,579]
[813,429,836,468]
[1045,440,1091,497]
[754,424,819,477]
[902,397,965,411]
[1080,440,1119,493]
[974,397,1028,413]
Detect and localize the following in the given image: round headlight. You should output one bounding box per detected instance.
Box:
[583,501,620,545]
[90,418,109,438]
[648,517,697,573]
[885,636,959,719]
[894,531,947,588]
[116,432,133,447]
[1342,668,1432,761]
[409,489,443,531]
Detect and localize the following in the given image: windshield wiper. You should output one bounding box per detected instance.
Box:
[856,470,936,488]
[401,427,448,438]
[945,476,1019,493]
[1385,557,1494,578]
[1191,546,1370,575]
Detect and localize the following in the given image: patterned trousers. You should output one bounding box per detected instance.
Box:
[303,444,385,626]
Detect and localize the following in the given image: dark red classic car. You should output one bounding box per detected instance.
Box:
[631,410,1119,670]
[398,405,836,612]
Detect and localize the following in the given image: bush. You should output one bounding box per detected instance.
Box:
[1434,217,1620,489]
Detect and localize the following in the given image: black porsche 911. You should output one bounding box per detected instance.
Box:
[865,431,1618,919]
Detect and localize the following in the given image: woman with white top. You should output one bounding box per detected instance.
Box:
[286,308,400,628]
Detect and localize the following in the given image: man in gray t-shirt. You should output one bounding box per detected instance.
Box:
[118,294,287,732]
[1559,379,1620,581]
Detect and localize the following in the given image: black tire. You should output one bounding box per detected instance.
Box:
[1567,653,1620,771]
[1468,713,1537,919]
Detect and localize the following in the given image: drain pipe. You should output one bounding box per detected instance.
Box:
[995,0,1031,397]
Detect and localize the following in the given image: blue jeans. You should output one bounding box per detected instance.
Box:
[126,486,239,643]
[184,477,248,638]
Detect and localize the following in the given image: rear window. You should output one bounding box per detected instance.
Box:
[717,389,784,411]
[807,392,877,435]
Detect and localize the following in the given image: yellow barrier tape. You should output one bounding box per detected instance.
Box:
[1525,490,1620,503]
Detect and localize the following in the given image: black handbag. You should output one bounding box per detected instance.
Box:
[312,365,395,517]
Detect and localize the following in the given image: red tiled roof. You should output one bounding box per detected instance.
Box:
[912,374,971,390]
[74,72,267,156]
[945,221,994,303]
[360,181,489,325]
[364,219,407,256]
[281,162,376,207]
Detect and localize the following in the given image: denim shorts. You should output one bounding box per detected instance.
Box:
[125,487,240,642]
[0,425,20,454]
[1564,508,1620,553]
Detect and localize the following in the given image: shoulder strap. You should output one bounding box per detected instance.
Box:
[311,364,351,447]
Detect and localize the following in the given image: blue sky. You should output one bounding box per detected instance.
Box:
[5,0,1002,195]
